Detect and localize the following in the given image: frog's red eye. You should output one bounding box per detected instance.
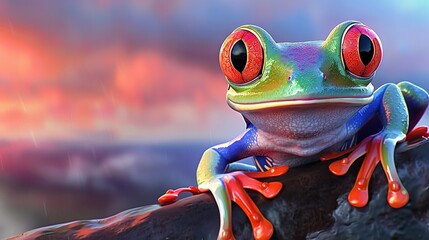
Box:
[342,24,382,77]
[219,29,263,84]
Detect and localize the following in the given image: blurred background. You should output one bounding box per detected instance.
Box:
[1,0,429,238]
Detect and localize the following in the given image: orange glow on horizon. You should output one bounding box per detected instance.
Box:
[0,20,229,141]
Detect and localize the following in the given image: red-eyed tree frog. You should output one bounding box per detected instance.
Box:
[159,21,429,240]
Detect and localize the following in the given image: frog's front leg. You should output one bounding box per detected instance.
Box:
[196,127,288,240]
[322,83,418,208]
[159,127,288,240]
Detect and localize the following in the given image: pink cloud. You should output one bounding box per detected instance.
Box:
[0,19,232,141]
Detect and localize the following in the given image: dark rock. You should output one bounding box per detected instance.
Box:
[10,141,429,240]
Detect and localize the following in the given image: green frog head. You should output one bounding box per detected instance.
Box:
[220,20,382,112]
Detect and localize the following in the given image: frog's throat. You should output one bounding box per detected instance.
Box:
[227,95,374,111]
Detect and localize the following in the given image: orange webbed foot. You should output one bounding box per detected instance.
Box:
[321,131,411,209]
[199,165,288,240]
[158,165,288,240]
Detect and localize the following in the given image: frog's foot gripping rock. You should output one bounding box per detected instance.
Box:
[320,127,429,209]
[159,165,288,240]
[201,165,288,240]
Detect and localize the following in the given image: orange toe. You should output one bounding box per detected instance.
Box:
[387,182,409,208]
[253,218,273,240]
[245,165,289,179]
[329,158,352,176]
[348,185,369,208]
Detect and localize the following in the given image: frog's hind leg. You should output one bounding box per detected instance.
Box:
[323,84,413,208]
[397,81,429,151]
[397,81,429,130]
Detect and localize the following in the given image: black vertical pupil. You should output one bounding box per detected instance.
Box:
[231,40,247,72]
[359,35,374,66]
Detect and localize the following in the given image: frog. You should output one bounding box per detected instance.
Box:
[158,20,429,240]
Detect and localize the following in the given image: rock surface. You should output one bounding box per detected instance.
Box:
[10,141,429,240]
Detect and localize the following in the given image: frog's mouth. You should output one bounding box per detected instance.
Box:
[227,95,373,111]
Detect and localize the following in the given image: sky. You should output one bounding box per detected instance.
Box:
[1,0,429,143]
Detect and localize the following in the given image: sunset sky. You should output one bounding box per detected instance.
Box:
[1,0,429,143]
[2,1,429,238]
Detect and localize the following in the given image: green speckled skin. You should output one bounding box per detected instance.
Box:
[226,21,374,106]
